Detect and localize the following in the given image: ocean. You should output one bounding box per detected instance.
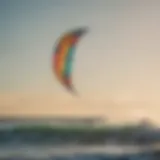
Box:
[0,118,160,160]
[1,144,160,160]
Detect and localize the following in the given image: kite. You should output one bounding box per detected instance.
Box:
[52,27,88,95]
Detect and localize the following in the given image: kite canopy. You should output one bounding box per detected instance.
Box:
[52,27,88,95]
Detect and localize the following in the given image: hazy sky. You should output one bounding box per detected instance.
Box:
[1,0,160,124]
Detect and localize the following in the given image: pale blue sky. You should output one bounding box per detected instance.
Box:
[0,0,160,122]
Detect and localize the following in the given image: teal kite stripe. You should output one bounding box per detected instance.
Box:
[63,45,75,78]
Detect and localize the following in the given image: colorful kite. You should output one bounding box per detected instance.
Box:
[52,27,88,95]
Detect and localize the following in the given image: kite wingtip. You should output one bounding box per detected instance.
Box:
[81,26,89,33]
[71,26,89,36]
[69,86,80,97]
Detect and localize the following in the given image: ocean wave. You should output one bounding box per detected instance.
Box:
[0,125,160,146]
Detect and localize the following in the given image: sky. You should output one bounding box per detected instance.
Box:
[1,0,160,125]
